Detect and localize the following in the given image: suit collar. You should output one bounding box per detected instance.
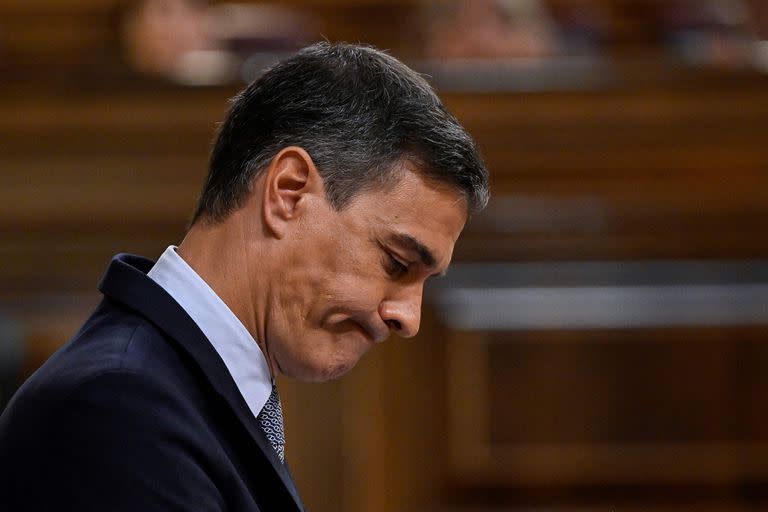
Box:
[147,245,273,421]
[98,253,304,512]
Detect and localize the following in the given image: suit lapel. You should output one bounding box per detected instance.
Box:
[98,254,305,512]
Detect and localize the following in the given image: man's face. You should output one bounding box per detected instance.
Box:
[265,169,467,382]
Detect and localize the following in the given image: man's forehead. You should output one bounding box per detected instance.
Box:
[365,164,467,205]
[365,181,468,224]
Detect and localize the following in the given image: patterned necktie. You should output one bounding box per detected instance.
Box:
[257,383,285,463]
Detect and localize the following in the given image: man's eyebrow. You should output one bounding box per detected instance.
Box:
[388,233,440,272]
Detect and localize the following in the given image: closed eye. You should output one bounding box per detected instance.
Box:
[385,253,408,277]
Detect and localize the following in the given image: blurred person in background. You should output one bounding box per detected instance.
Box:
[122,0,213,77]
[121,0,314,85]
[0,42,488,511]
[425,0,559,59]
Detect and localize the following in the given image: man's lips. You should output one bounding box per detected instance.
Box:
[325,311,390,344]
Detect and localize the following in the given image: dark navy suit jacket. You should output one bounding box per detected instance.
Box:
[0,254,305,512]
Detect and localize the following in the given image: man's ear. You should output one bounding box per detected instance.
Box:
[262,146,324,238]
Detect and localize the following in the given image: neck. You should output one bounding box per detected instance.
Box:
[177,214,276,377]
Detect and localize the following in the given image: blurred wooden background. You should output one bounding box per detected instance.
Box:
[1,1,768,511]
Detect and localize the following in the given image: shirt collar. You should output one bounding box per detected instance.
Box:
[147,245,272,419]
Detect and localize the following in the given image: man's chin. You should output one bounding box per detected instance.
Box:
[286,355,361,382]
[274,330,372,382]
[313,360,358,382]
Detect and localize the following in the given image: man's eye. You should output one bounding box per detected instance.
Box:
[386,254,408,276]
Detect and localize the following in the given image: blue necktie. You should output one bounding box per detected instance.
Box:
[257,383,285,463]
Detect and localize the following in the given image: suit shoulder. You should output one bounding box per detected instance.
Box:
[0,369,226,511]
[6,299,187,411]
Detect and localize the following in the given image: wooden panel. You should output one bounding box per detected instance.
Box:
[441,84,768,261]
[445,327,768,486]
[440,505,768,512]
[488,330,768,444]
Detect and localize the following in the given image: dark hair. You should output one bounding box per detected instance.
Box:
[192,42,489,224]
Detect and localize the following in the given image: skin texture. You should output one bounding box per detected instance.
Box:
[179,147,467,382]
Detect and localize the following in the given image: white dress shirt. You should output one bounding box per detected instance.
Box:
[147,245,272,420]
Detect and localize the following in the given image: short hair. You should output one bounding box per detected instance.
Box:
[192,42,489,224]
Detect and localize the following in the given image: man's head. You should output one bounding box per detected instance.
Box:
[182,42,488,381]
[192,42,488,222]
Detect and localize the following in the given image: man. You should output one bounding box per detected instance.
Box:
[0,42,489,511]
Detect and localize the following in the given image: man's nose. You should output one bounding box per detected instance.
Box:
[379,284,423,338]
